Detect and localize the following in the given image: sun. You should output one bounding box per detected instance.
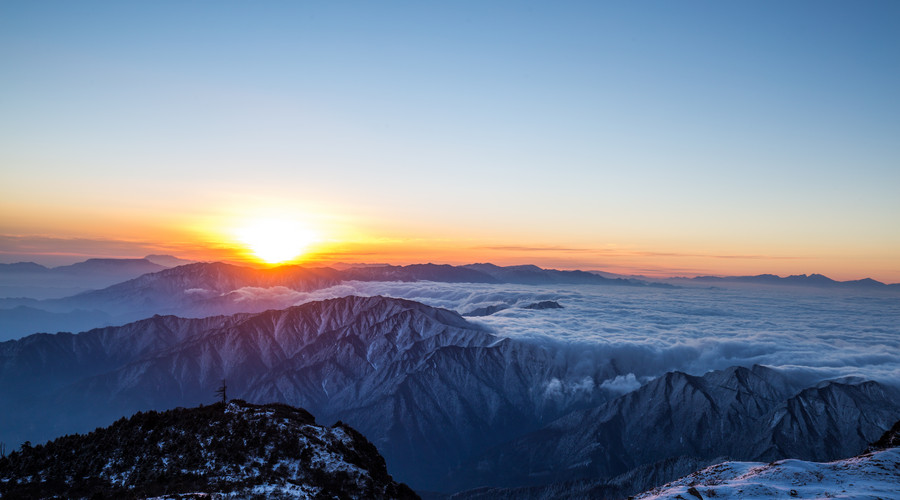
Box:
[236,217,317,264]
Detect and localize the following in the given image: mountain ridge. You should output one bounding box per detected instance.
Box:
[0,399,419,499]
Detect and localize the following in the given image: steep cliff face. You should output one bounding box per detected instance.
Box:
[0,400,418,499]
[453,365,900,491]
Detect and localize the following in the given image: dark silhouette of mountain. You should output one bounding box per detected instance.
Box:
[0,295,614,492]
[867,418,900,452]
[0,400,418,499]
[523,300,563,310]
[461,303,509,317]
[451,365,900,492]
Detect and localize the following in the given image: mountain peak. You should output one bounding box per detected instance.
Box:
[0,400,419,499]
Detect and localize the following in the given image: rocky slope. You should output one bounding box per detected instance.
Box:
[0,400,418,499]
[453,365,900,491]
[633,420,900,499]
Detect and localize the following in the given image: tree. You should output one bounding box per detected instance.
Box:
[215,380,228,404]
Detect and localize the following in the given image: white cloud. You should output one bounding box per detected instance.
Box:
[599,373,644,394]
[276,280,900,387]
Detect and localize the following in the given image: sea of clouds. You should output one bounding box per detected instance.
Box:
[229,280,900,388]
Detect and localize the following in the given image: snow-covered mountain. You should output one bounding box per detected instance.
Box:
[0,295,613,491]
[3,293,897,494]
[633,421,900,499]
[0,400,418,499]
[453,365,900,491]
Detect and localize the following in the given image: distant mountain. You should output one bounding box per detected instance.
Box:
[673,273,900,290]
[50,257,167,276]
[144,253,197,267]
[452,365,900,492]
[0,295,615,492]
[8,261,344,324]
[0,257,168,299]
[464,263,660,286]
[461,303,510,317]
[2,261,663,338]
[0,262,49,273]
[633,423,900,499]
[0,400,418,499]
[342,263,501,283]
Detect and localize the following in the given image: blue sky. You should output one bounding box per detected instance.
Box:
[1,1,898,280]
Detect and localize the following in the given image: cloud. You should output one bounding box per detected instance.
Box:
[279,280,900,387]
[599,373,644,394]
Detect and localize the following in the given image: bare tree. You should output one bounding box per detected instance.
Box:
[215,380,228,404]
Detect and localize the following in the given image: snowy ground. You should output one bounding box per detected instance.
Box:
[634,448,900,499]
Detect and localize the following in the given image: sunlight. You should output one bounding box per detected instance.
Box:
[236,217,317,264]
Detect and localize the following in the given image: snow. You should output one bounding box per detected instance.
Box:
[635,448,900,499]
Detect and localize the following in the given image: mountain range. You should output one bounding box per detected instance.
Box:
[669,272,900,290]
[2,295,898,495]
[0,260,662,340]
[451,364,900,492]
[0,257,171,299]
[5,259,896,342]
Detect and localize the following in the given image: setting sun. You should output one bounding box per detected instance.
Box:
[236,217,317,264]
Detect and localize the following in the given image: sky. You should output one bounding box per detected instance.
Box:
[1,1,899,281]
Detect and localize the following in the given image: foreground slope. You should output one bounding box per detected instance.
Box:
[0,400,418,499]
[634,421,900,499]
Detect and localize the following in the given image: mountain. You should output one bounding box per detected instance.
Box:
[0,295,614,492]
[463,263,659,286]
[50,257,167,276]
[0,262,49,273]
[0,400,418,499]
[674,273,900,290]
[10,261,344,322]
[1,261,661,339]
[0,258,168,300]
[452,365,900,491]
[633,422,900,499]
[867,418,900,451]
[342,263,501,283]
[144,253,197,267]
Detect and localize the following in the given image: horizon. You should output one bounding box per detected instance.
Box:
[2,1,899,282]
[1,253,898,285]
